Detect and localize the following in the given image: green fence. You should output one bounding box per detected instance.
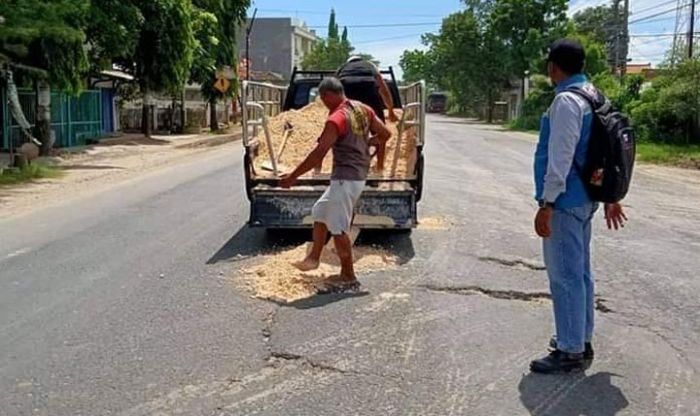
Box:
[1,87,103,150]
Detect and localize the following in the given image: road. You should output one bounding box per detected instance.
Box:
[2,116,700,415]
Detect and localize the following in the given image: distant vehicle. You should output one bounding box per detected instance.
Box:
[427,92,448,113]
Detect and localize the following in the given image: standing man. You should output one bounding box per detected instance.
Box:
[280,77,391,292]
[337,56,399,123]
[531,39,628,374]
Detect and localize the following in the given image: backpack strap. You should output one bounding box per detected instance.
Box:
[563,87,612,115]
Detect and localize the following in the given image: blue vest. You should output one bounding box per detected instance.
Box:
[534,74,593,209]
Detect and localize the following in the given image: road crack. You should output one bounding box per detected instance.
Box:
[422,284,614,312]
[268,351,349,374]
[478,256,546,271]
[422,284,551,302]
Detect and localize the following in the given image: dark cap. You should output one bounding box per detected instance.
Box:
[547,39,585,75]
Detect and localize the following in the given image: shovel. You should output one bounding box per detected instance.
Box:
[261,121,294,174]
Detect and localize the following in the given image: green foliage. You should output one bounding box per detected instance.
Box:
[636,142,700,167]
[328,9,339,40]
[0,162,62,186]
[511,74,554,131]
[134,0,196,96]
[302,38,353,70]
[0,0,89,92]
[572,4,621,67]
[399,49,434,85]
[302,9,376,71]
[488,0,569,75]
[86,0,143,72]
[190,0,249,100]
[628,59,700,143]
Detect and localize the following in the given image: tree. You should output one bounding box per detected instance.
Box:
[190,0,250,131]
[399,49,434,84]
[86,0,143,74]
[572,4,624,72]
[133,0,196,137]
[302,10,376,71]
[488,0,569,76]
[328,9,339,40]
[0,0,89,154]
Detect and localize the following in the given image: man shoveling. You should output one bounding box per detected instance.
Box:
[279,77,391,292]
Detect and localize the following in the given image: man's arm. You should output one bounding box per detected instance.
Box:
[368,108,392,171]
[280,122,339,187]
[371,64,398,122]
[542,93,584,204]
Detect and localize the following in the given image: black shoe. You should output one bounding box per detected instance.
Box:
[530,350,585,374]
[549,337,594,361]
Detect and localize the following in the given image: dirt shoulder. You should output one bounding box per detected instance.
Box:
[0,130,241,220]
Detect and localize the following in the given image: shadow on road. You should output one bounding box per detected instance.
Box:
[518,371,629,415]
[356,230,416,265]
[208,226,416,266]
[277,290,371,310]
[207,225,310,264]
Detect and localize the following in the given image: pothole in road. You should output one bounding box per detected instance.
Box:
[422,284,614,313]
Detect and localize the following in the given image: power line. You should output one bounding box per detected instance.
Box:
[629,5,687,24]
[633,0,678,16]
[307,22,441,29]
[630,15,677,25]
[256,8,444,18]
[353,33,429,45]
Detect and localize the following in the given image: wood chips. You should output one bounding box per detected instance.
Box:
[242,243,399,304]
[252,100,417,178]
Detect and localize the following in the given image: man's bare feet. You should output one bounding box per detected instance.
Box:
[315,274,361,294]
[292,257,320,272]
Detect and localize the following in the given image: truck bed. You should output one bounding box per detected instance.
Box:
[248,183,416,229]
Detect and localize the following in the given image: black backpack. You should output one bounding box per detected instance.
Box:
[566,86,635,203]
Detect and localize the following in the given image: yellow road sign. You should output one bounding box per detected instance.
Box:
[214,77,230,93]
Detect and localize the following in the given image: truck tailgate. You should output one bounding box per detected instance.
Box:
[249,184,416,229]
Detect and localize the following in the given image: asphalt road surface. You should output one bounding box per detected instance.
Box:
[2,115,700,415]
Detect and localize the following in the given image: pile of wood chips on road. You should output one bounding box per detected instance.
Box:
[252,100,417,178]
[242,243,399,303]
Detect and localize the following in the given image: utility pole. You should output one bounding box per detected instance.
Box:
[689,0,696,58]
[245,8,258,82]
[612,0,621,75]
[622,0,630,77]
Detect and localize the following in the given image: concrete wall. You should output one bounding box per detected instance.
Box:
[240,18,294,79]
[239,18,318,79]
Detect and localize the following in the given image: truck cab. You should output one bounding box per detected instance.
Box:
[241,67,425,230]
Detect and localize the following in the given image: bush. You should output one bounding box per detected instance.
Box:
[627,59,700,143]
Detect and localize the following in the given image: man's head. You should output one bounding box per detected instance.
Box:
[547,39,585,85]
[346,55,363,64]
[318,77,345,110]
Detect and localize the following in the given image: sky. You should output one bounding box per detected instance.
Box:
[249,0,692,77]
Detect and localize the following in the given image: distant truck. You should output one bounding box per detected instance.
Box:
[241,67,426,231]
[427,92,448,113]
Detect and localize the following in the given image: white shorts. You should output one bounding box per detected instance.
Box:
[312,180,365,235]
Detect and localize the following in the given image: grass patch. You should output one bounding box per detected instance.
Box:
[0,162,62,186]
[636,142,700,169]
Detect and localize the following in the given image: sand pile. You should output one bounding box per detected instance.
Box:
[242,243,399,303]
[253,100,417,178]
[417,217,453,230]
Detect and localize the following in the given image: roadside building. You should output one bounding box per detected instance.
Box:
[238,17,319,80]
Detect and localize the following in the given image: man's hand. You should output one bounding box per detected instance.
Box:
[535,207,553,238]
[388,110,399,123]
[279,173,297,189]
[604,203,628,230]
